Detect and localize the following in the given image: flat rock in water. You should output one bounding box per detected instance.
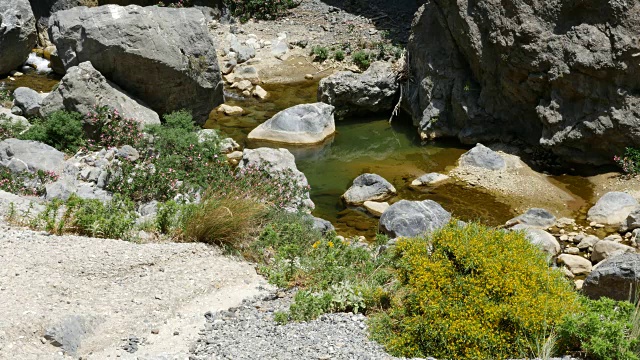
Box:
[342,173,396,206]
[363,201,389,217]
[458,143,506,170]
[49,5,223,123]
[411,172,450,186]
[587,192,639,227]
[506,208,556,229]
[40,62,160,127]
[218,104,244,116]
[378,199,451,238]
[0,139,65,174]
[0,0,36,75]
[248,103,335,145]
[583,253,640,301]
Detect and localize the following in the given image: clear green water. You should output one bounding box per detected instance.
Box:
[205,80,518,238]
[0,70,61,93]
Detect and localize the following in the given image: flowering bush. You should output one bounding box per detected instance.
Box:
[0,168,59,196]
[369,222,581,359]
[615,147,640,175]
[0,115,28,141]
[85,106,144,149]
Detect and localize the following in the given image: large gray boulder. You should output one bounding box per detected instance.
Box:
[318,61,399,119]
[342,173,396,206]
[587,192,639,227]
[583,253,640,301]
[0,0,37,75]
[237,147,313,211]
[49,5,224,123]
[591,240,636,264]
[40,62,160,127]
[404,1,640,165]
[458,144,506,170]
[0,138,65,174]
[13,87,44,117]
[378,199,451,238]
[247,103,335,145]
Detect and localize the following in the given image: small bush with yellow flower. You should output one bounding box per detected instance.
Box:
[368,222,581,359]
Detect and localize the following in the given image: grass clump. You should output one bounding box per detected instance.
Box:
[20,111,85,153]
[557,296,640,360]
[368,222,581,359]
[352,50,370,70]
[312,46,329,62]
[32,194,137,239]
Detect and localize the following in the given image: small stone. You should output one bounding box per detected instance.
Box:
[305,74,314,80]
[559,234,569,241]
[362,201,389,217]
[564,247,580,255]
[252,85,268,100]
[217,104,244,116]
[173,331,179,336]
[151,329,159,335]
[575,279,584,290]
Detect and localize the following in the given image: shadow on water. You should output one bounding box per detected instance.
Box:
[206,81,517,238]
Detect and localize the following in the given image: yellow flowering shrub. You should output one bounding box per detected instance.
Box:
[369,222,581,359]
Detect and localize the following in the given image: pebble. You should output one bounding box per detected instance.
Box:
[305,74,314,80]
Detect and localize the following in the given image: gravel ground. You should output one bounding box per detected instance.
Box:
[189,290,416,360]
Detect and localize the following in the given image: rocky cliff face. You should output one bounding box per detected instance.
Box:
[404,0,640,165]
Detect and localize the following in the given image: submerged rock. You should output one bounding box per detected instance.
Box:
[49,5,224,123]
[378,199,451,238]
[342,173,396,206]
[587,192,639,227]
[318,61,398,119]
[458,144,506,171]
[247,103,335,145]
[40,62,160,126]
[506,208,556,229]
[583,253,640,301]
[0,0,36,75]
[411,172,449,186]
[363,201,389,217]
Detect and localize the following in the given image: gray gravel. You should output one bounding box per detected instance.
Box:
[190,291,416,360]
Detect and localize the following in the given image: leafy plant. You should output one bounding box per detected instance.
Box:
[369,222,581,359]
[0,168,59,196]
[85,105,144,149]
[557,296,640,360]
[352,50,370,70]
[20,111,85,153]
[615,147,640,175]
[312,46,329,62]
[32,194,137,239]
[0,89,12,108]
[0,115,28,141]
[333,50,345,61]
[223,0,300,22]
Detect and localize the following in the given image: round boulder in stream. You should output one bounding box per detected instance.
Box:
[342,173,396,206]
[587,192,640,227]
[458,143,506,170]
[378,199,451,238]
[247,103,335,145]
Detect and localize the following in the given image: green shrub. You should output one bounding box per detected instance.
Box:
[20,111,85,153]
[557,296,640,360]
[224,0,299,22]
[369,222,581,359]
[615,148,640,175]
[0,89,11,108]
[352,50,370,70]
[333,50,345,61]
[86,105,144,149]
[0,115,28,141]
[312,46,329,62]
[33,194,137,239]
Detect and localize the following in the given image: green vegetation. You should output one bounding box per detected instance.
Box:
[20,111,85,153]
[368,223,580,359]
[557,296,640,360]
[224,0,300,22]
[0,167,59,196]
[352,50,370,70]
[615,147,640,175]
[0,89,12,108]
[32,194,137,239]
[0,115,28,141]
[333,50,345,61]
[312,46,329,62]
